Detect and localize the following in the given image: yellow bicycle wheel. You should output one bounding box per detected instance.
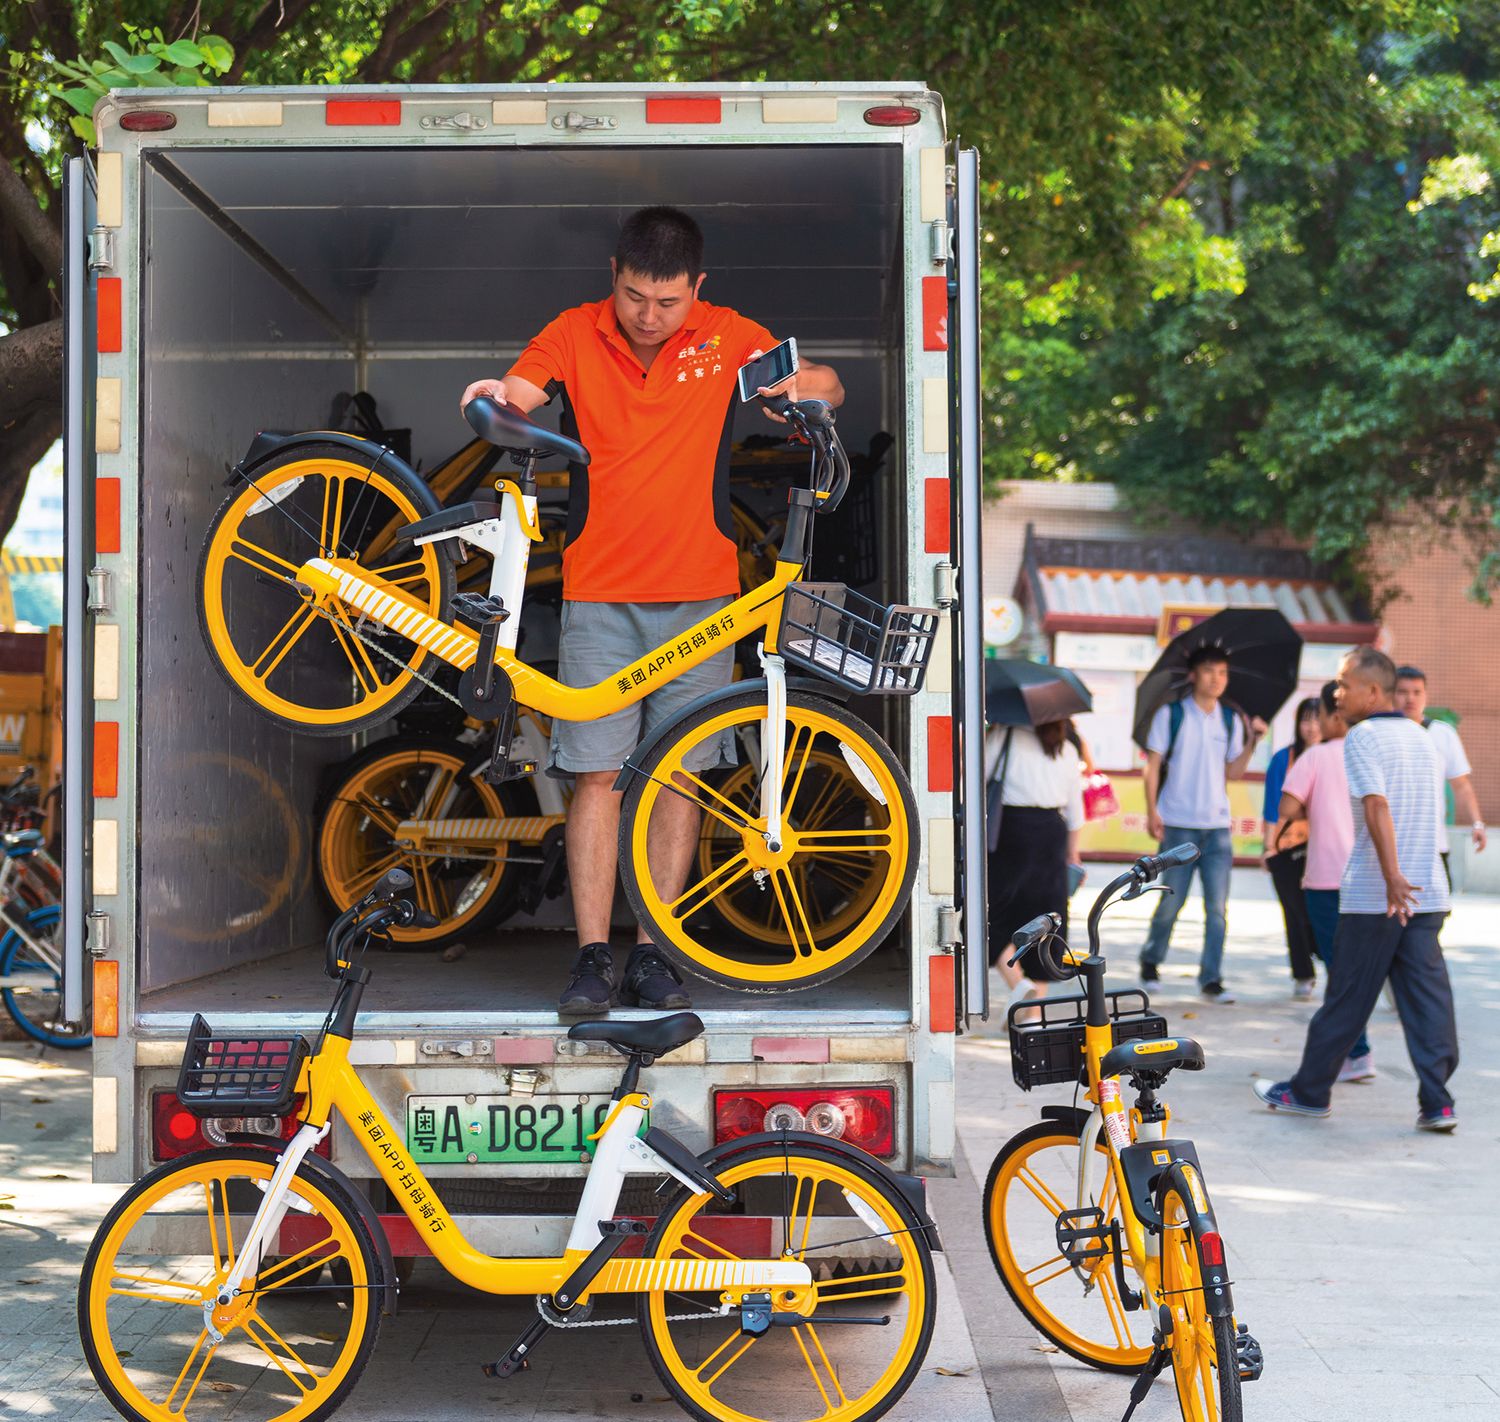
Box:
[78,1148,381,1422]
[197,444,453,736]
[639,1141,935,1422]
[1161,1186,1243,1421]
[316,736,523,948]
[982,1122,1152,1372]
[618,689,918,991]
[696,750,884,951]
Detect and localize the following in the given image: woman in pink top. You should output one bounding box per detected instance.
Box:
[1280,681,1372,1074]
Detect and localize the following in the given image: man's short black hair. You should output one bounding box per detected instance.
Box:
[1320,680,1339,716]
[615,206,704,282]
[1186,643,1230,671]
[1344,645,1397,694]
[1395,664,1426,683]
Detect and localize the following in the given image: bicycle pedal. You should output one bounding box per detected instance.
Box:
[1055,1206,1111,1263]
[1235,1322,1264,1382]
[450,591,510,627]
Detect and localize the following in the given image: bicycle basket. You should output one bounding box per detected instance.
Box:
[175,1013,309,1118]
[1007,990,1169,1091]
[777,582,939,695]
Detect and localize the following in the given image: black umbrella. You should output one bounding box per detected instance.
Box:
[1132,608,1303,748]
[984,658,1093,728]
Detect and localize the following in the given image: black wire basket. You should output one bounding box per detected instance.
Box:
[1007,990,1169,1091]
[175,1013,309,1118]
[777,582,939,695]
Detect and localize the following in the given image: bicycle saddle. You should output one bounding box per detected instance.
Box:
[567,1011,704,1059]
[1100,1035,1205,1083]
[463,397,591,465]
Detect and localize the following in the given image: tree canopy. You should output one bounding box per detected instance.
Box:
[2,0,1493,589]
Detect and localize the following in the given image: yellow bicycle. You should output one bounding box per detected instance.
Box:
[980,847,1262,1421]
[197,397,937,990]
[78,871,938,1422]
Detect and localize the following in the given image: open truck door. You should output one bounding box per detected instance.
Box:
[948,144,989,1023]
[62,154,98,1029]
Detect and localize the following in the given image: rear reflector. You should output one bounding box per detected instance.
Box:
[924,477,950,555]
[864,105,922,127]
[326,99,401,126]
[93,960,119,1037]
[119,111,177,132]
[96,478,122,555]
[1198,1230,1225,1266]
[93,722,119,798]
[646,97,721,124]
[928,954,956,1033]
[150,1090,330,1162]
[714,1086,895,1156]
[922,275,949,350]
[927,716,953,793]
[97,278,122,353]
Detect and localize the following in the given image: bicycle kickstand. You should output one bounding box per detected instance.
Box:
[1117,1306,1173,1422]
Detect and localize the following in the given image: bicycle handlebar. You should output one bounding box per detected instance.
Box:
[758,395,852,513]
[324,867,439,978]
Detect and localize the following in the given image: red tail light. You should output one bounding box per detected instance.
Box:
[863,106,922,127]
[150,1091,330,1162]
[119,111,178,132]
[1198,1230,1225,1266]
[713,1086,895,1156]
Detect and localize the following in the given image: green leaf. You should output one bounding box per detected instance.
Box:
[59,87,99,116]
[197,35,235,72]
[101,41,162,75]
[157,41,207,69]
[69,114,96,144]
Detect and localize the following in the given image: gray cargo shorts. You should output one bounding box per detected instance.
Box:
[547,597,738,777]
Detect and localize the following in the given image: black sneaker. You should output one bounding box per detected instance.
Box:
[1138,961,1160,985]
[559,943,615,1016]
[1200,981,1238,1004]
[620,945,691,1010]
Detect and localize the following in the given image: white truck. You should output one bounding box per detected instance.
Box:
[61,80,988,1256]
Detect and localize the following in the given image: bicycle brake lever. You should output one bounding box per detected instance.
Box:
[1121,882,1171,902]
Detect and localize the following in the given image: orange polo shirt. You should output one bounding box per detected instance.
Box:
[507,298,774,603]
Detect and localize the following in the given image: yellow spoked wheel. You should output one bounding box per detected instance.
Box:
[316,736,525,948]
[696,750,885,952]
[78,1148,382,1422]
[197,445,453,736]
[617,689,918,991]
[1161,1186,1243,1421]
[981,1122,1152,1373]
[638,1141,936,1422]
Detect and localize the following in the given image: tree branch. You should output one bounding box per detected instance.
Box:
[0,319,64,416]
[226,0,321,83]
[360,1,457,83]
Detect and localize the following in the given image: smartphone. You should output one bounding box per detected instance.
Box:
[736,337,799,403]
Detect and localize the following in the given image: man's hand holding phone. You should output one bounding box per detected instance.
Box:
[739,339,800,422]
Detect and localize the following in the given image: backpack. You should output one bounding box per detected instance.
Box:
[1160,697,1237,789]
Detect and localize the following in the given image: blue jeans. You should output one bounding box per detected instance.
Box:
[1140,826,1233,986]
[1303,888,1371,1061]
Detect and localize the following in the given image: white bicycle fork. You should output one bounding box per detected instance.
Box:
[758,647,788,853]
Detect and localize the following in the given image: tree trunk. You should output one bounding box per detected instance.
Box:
[0,405,61,549]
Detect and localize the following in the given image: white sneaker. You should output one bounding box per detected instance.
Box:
[1337,1054,1377,1084]
[1200,981,1237,1004]
[1293,978,1316,1000]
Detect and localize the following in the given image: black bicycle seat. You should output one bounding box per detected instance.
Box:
[401,499,502,541]
[567,1012,704,1059]
[1100,1036,1205,1083]
[463,397,590,465]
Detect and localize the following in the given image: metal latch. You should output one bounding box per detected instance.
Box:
[929,219,951,268]
[88,226,115,273]
[933,561,956,609]
[419,111,489,132]
[419,1038,493,1059]
[86,910,112,959]
[552,110,617,132]
[87,566,112,613]
[937,905,960,953]
[508,1068,541,1097]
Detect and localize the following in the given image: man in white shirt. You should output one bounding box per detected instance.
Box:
[1139,645,1267,1003]
[1394,666,1487,885]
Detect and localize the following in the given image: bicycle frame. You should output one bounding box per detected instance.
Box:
[0,851,62,992]
[211,1027,812,1332]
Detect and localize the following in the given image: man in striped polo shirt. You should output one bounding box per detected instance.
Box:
[1254,646,1460,1131]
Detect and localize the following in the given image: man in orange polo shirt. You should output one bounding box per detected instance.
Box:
[460,206,843,1014]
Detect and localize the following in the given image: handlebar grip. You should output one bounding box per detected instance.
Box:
[1140,842,1201,878]
[410,908,441,929]
[370,867,415,903]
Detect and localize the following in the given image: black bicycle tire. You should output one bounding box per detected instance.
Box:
[77,1145,383,1422]
[1161,1183,1244,1422]
[616,687,919,992]
[196,442,454,738]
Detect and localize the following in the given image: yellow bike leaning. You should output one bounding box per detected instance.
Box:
[78,870,938,1422]
[980,846,1262,1422]
[196,397,936,992]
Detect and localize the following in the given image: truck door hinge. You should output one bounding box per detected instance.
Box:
[934,561,956,609]
[88,226,116,273]
[87,566,112,613]
[419,1037,493,1060]
[419,111,489,132]
[929,219,951,268]
[86,910,112,959]
[552,110,617,132]
[937,905,961,953]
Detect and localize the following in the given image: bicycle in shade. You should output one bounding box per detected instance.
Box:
[197,395,938,991]
[981,845,1263,1421]
[78,869,938,1422]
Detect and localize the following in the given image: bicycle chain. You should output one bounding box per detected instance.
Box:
[305,595,469,714]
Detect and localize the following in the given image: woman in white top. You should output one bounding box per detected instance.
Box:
[985,718,1086,1010]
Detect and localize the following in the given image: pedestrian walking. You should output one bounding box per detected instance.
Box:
[1278,682,1375,1081]
[1254,647,1459,1131]
[1394,665,1488,885]
[1139,645,1268,1003]
[986,717,1085,1016]
[1261,696,1322,998]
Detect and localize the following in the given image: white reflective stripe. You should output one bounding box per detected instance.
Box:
[96,378,121,453]
[93,818,119,896]
[919,147,946,223]
[92,1075,118,1153]
[96,152,123,227]
[927,818,954,896]
[94,624,120,700]
[492,99,547,125]
[208,100,284,127]
[922,376,948,453]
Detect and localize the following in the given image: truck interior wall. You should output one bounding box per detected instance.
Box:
[137,140,906,1002]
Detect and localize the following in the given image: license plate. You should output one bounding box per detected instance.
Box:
[405,1095,647,1165]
